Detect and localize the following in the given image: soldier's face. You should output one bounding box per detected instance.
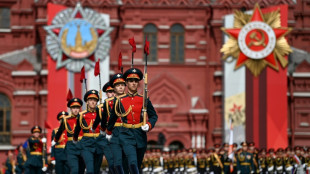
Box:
[106,91,114,98]
[114,83,125,95]
[126,79,139,92]
[71,107,80,116]
[87,98,98,109]
[33,132,40,138]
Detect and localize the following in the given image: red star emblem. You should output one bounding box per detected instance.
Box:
[229,104,242,113]
[223,5,290,70]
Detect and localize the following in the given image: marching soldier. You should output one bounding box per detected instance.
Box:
[92,81,117,174]
[73,90,103,174]
[15,144,26,174]
[257,148,267,173]
[73,90,101,174]
[236,142,254,174]
[106,68,158,174]
[93,78,125,173]
[248,142,258,173]
[274,148,285,174]
[284,147,294,173]
[51,111,69,174]
[4,150,14,174]
[24,126,48,174]
[53,97,85,174]
[210,144,223,174]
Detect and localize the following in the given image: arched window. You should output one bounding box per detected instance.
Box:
[0,93,11,144]
[143,23,157,62]
[170,24,184,63]
[169,141,184,150]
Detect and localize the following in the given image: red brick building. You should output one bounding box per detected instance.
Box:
[0,0,310,167]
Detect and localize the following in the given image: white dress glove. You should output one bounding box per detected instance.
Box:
[141,124,149,132]
[51,160,56,165]
[72,140,78,144]
[42,166,47,172]
[106,134,112,142]
[51,140,56,146]
[100,129,106,136]
[41,137,47,143]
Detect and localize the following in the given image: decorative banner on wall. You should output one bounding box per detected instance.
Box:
[45,3,113,72]
[221,4,292,76]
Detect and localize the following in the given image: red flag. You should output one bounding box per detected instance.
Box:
[129,37,136,53]
[66,89,73,101]
[94,60,100,76]
[80,66,85,83]
[118,52,122,70]
[44,120,52,129]
[144,37,149,55]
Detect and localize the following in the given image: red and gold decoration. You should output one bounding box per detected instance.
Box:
[221,4,292,76]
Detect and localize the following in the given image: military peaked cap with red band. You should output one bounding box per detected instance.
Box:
[67,98,83,108]
[31,125,42,134]
[123,68,143,81]
[102,82,114,92]
[84,90,99,102]
[57,111,69,120]
[109,73,125,87]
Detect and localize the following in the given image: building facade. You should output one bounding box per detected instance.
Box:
[0,0,309,166]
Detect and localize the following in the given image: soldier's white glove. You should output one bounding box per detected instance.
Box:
[268,166,274,171]
[294,164,298,168]
[41,137,47,143]
[141,124,149,132]
[307,166,310,170]
[277,166,283,170]
[90,127,95,132]
[72,140,78,144]
[237,171,241,174]
[51,160,56,165]
[303,163,306,168]
[42,166,47,172]
[100,129,106,136]
[286,166,293,171]
[106,134,112,142]
[210,172,214,174]
[51,140,56,146]
[251,171,254,173]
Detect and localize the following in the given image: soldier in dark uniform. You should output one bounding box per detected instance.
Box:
[106,68,158,174]
[197,150,206,174]
[53,97,85,174]
[266,149,275,173]
[257,148,267,173]
[4,150,14,174]
[284,147,294,173]
[274,148,285,174]
[24,126,47,174]
[73,91,102,174]
[93,78,125,174]
[51,111,69,174]
[92,81,117,174]
[248,142,258,173]
[210,144,223,174]
[15,144,26,174]
[236,142,254,174]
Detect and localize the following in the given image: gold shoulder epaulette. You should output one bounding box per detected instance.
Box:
[79,110,87,115]
[105,97,114,102]
[97,103,104,109]
[118,93,127,98]
[137,93,143,97]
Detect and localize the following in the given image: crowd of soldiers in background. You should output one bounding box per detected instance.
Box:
[2,141,310,174]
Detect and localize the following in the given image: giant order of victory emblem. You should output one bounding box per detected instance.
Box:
[221,4,292,76]
[45,3,113,72]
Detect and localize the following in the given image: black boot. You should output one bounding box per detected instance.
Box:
[109,166,116,174]
[115,165,125,174]
[129,164,139,174]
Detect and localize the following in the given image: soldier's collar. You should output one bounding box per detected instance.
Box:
[87,107,96,113]
[127,91,138,97]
